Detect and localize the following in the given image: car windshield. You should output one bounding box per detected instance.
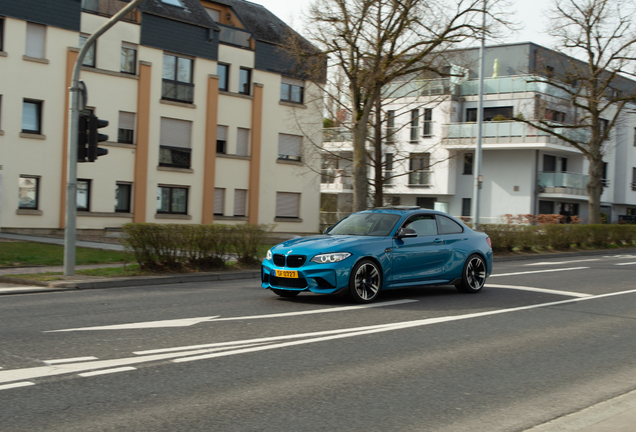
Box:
[327,213,401,236]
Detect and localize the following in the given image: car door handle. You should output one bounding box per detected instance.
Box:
[433,238,443,244]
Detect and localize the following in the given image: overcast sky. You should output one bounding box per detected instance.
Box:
[254,0,556,48]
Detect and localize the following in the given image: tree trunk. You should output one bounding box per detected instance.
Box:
[587,156,604,224]
[352,120,369,212]
[374,98,383,208]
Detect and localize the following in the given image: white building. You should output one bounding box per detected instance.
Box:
[0,0,323,235]
[321,42,636,225]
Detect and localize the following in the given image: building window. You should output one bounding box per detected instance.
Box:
[121,43,136,74]
[25,22,46,59]
[422,108,432,137]
[0,17,5,52]
[161,0,184,7]
[236,128,250,157]
[602,162,609,187]
[162,53,194,103]
[633,128,636,147]
[410,109,419,142]
[234,189,247,217]
[81,0,138,22]
[545,109,566,123]
[214,188,225,215]
[466,106,513,122]
[204,7,220,21]
[280,77,304,103]
[22,100,42,134]
[217,63,229,91]
[217,125,227,154]
[278,134,301,161]
[386,110,395,142]
[79,34,95,67]
[118,111,135,144]
[157,186,188,214]
[384,153,393,185]
[463,153,473,175]
[115,183,131,213]
[600,118,609,136]
[159,117,192,168]
[408,153,431,185]
[239,68,251,95]
[632,168,636,191]
[276,192,300,219]
[18,176,39,209]
[462,198,471,217]
[77,179,91,211]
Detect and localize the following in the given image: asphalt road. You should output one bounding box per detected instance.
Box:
[1,253,636,431]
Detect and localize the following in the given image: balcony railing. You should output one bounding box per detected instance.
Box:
[218,26,251,48]
[444,121,590,143]
[460,75,570,99]
[383,78,454,99]
[81,0,138,22]
[408,171,431,186]
[162,80,194,104]
[321,169,353,190]
[323,128,375,143]
[539,171,588,195]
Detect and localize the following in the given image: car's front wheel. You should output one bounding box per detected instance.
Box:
[348,259,382,303]
[455,254,486,293]
[271,289,300,298]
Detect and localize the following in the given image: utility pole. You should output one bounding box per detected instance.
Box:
[64,0,147,276]
[471,0,486,231]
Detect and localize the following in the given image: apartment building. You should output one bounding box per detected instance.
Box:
[321,42,636,224]
[0,0,323,235]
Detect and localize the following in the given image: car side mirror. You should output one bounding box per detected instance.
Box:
[396,227,417,239]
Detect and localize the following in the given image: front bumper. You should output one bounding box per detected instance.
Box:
[261,259,353,294]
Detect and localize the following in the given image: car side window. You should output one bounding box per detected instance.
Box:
[403,214,438,236]
[437,215,464,234]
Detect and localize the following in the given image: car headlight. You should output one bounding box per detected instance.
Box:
[310,252,351,264]
[266,249,272,260]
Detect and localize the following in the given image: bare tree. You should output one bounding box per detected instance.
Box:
[515,0,636,223]
[289,0,511,212]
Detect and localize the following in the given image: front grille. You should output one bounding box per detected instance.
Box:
[286,255,306,268]
[270,276,308,289]
[273,254,285,267]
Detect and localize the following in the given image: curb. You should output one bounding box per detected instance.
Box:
[0,270,261,295]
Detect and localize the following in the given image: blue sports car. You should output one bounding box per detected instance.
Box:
[261,207,493,303]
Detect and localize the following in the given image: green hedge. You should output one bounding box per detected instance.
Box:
[482,224,636,253]
[121,223,272,271]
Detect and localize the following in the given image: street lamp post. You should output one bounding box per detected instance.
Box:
[471,0,486,231]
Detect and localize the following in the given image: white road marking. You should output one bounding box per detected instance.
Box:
[79,367,136,377]
[525,259,600,266]
[45,300,417,332]
[615,262,636,266]
[0,382,35,391]
[44,356,99,365]
[490,267,589,278]
[4,288,636,388]
[486,284,591,298]
[604,255,636,259]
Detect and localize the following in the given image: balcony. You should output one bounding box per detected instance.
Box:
[460,75,570,99]
[321,169,353,192]
[383,78,455,99]
[443,121,590,148]
[81,0,138,23]
[538,171,588,196]
[218,26,251,48]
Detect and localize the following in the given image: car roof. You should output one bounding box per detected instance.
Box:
[361,207,442,216]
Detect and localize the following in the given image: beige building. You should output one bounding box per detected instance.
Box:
[0,0,323,235]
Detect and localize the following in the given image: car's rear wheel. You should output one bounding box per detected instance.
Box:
[348,259,382,303]
[455,254,486,293]
[271,289,300,298]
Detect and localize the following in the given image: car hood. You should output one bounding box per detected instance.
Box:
[272,235,384,256]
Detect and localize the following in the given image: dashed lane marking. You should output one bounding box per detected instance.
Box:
[486,284,591,298]
[490,267,589,278]
[44,357,99,365]
[525,259,600,266]
[79,367,136,377]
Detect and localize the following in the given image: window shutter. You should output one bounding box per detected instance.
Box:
[160,117,191,148]
[234,189,247,216]
[217,125,228,141]
[278,134,302,159]
[26,22,46,58]
[276,192,300,218]
[236,128,249,156]
[119,111,135,130]
[214,188,225,215]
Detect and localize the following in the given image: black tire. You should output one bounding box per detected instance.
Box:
[455,254,487,293]
[271,289,300,298]
[348,259,382,303]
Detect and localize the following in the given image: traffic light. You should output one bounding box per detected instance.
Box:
[77,114,89,163]
[87,114,109,162]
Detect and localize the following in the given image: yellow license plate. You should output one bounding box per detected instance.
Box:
[275,270,298,278]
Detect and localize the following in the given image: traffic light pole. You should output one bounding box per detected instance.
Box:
[64,0,147,276]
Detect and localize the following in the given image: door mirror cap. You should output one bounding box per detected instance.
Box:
[396,227,417,238]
